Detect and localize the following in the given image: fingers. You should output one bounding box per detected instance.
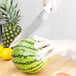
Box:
[33,35,48,41]
[37,45,57,59]
[37,46,53,55]
[34,41,49,48]
[33,35,56,48]
[33,35,49,48]
[45,47,67,59]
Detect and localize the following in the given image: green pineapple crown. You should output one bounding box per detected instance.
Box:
[0,0,20,26]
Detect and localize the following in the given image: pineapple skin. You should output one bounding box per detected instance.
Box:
[0,0,22,48]
[2,25,22,48]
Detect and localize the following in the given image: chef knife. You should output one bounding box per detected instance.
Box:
[9,1,52,48]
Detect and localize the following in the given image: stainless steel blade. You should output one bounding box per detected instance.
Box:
[9,2,52,48]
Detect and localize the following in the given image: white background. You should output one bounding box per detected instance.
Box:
[0,0,76,40]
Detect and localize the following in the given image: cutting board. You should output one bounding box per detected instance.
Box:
[0,55,76,76]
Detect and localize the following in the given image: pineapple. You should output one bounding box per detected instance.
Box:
[0,0,22,48]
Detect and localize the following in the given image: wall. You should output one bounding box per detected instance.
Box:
[30,0,76,40]
[0,0,76,39]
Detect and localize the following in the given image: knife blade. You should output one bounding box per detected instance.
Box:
[9,1,52,48]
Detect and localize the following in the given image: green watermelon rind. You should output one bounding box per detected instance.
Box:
[12,38,48,73]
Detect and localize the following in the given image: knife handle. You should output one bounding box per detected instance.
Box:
[43,0,61,14]
[44,1,52,14]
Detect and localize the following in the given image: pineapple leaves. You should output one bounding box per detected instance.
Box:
[1,0,22,48]
[0,0,21,26]
[0,8,7,16]
[15,2,18,8]
[10,0,13,6]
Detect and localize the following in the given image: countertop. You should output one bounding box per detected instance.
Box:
[0,55,76,76]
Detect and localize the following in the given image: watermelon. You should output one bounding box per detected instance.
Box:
[12,38,49,73]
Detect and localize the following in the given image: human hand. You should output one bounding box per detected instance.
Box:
[43,0,61,13]
[33,35,69,59]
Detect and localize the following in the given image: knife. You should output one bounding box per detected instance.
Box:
[9,1,52,48]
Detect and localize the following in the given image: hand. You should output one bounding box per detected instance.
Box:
[33,35,69,59]
[43,0,61,13]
